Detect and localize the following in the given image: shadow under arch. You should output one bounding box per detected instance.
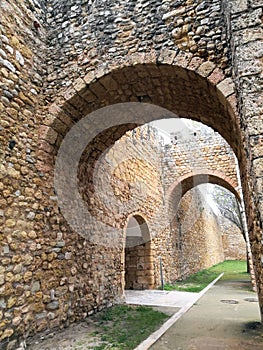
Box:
[124,214,155,290]
[125,213,151,248]
[40,61,243,164]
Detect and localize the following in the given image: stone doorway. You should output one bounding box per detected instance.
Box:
[125,215,154,290]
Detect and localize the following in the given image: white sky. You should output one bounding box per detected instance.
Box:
[149,118,213,144]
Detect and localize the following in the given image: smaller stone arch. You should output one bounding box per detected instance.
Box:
[124,214,154,290]
[125,214,151,247]
[166,170,240,219]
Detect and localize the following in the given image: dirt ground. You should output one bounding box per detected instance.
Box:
[151,279,263,350]
[26,318,105,350]
[26,305,174,350]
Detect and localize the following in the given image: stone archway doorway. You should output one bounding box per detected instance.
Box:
[125,215,154,290]
[40,59,263,320]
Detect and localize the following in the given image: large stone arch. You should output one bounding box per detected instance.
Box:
[38,55,246,237]
[166,172,241,250]
[38,52,241,164]
[36,56,260,319]
[166,173,249,285]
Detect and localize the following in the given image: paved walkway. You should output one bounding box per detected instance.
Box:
[126,275,263,350]
[125,289,199,308]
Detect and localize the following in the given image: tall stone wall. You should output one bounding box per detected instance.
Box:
[220,217,246,261]
[176,188,225,279]
[224,0,263,316]
[0,0,48,346]
[1,0,262,347]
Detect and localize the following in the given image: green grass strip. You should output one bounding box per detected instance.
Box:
[163,260,249,293]
[93,305,169,349]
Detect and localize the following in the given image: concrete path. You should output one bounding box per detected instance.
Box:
[131,277,263,350]
[125,274,224,349]
[125,289,199,308]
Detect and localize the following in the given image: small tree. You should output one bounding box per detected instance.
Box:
[212,185,243,232]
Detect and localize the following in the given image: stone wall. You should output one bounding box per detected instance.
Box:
[78,125,164,233]
[176,188,225,279]
[220,217,247,261]
[162,127,238,194]
[44,0,230,99]
[1,0,263,347]
[223,0,263,317]
[0,0,48,346]
[125,241,154,290]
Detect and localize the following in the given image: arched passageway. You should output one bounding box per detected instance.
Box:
[37,60,261,329]
[176,183,247,272]
[1,1,262,345]
[41,62,246,251]
[125,215,154,290]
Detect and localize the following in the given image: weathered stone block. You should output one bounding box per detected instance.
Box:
[197,61,216,77]
[217,78,235,97]
[230,0,248,14]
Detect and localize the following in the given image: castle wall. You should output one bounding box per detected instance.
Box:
[176,188,225,279]
[0,0,262,347]
[220,217,247,261]
[224,0,263,317]
[44,0,230,99]
[0,0,48,346]
[162,129,238,194]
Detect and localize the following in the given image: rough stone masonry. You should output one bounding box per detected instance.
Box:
[0,0,262,348]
